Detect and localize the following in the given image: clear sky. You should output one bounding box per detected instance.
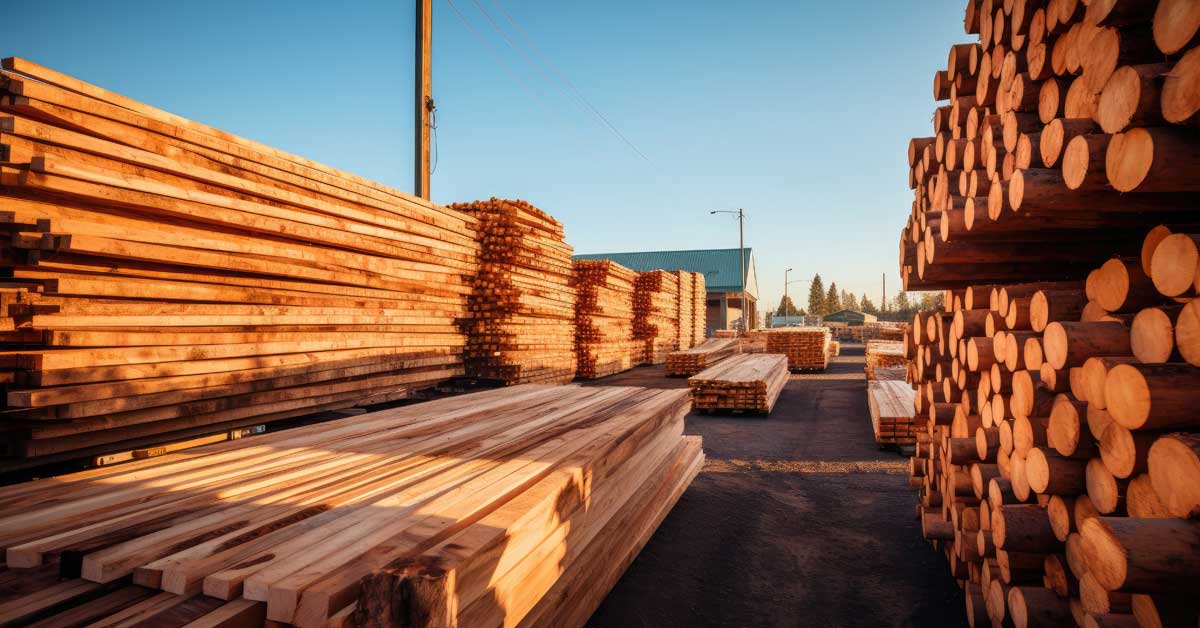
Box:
[6,0,970,314]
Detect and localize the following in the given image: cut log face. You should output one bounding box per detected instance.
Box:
[1105,362,1200,430]
[1080,516,1200,594]
[1161,46,1200,125]
[1153,0,1200,55]
[1147,433,1200,518]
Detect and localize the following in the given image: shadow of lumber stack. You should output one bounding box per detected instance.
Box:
[634,270,680,365]
[0,57,477,472]
[572,260,640,379]
[899,1,1200,625]
[451,198,577,385]
[0,384,703,628]
[665,338,740,376]
[764,327,831,371]
[687,353,788,415]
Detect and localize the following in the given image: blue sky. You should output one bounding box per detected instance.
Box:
[6,0,970,313]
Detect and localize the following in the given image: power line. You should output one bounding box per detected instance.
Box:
[486,0,651,162]
[442,0,552,111]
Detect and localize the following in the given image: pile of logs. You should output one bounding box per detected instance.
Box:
[687,353,789,414]
[866,340,908,380]
[901,1,1200,625]
[573,260,641,379]
[0,58,477,470]
[764,327,832,371]
[452,198,577,385]
[0,384,703,628]
[634,270,681,365]
[666,338,740,376]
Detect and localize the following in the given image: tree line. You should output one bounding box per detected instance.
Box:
[773,274,944,322]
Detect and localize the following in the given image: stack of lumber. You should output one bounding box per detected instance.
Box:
[688,271,707,346]
[714,329,739,339]
[666,338,740,376]
[634,270,680,365]
[688,353,789,414]
[862,322,909,342]
[868,380,919,445]
[829,339,841,357]
[0,57,477,470]
[866,340,908,379]
[900,2,1200,624]
[452,198,576,385]
[572,259,640,379]
[765,327,832,371]
[676,270,696,350]
[0,384,703,628]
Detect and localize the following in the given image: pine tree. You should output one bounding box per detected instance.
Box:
[846,292,857,311]
[808,274,825,317]
[894,290,911,313]
[826,283,840,314]
[776,295,801,317]
[859,294,877,314]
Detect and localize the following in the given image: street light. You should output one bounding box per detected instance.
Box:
[711,209,746,332]
[784,267,793,321]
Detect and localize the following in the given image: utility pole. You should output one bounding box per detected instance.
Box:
[710,209,747,331]
[784,267,793,320]
[882,273,887,313]
[415,0,433,200]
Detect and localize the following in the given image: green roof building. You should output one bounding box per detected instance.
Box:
[573,248,758,334]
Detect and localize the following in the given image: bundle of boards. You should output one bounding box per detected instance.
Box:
[634,270,681,365]
[0,384,704,628]
[675,269,707,350]
[572,260,640,379]
[865,340,908,380]
[451,198,577,385]
[665,338,740,376]
[687,353,788,414]
[867,380,919,446]
[764,327,832,371]
[899,1,1200,626]
[0,58,478,470]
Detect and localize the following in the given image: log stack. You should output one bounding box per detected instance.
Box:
[688,353,789,414]
[665,338,740,376]
[0,58,478,470]
[901,2,1200,625]
[0,384,702,628]
[452,198,577,385]
[573,260,640,379]
[634,270,680,365]
[764,327,832,371]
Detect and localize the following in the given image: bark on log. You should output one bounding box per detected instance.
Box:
[1080,516,1200,594]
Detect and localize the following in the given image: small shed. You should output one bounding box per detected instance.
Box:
[823,310,877,325]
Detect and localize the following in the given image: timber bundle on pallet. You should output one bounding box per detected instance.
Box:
[634,270,680,365]
[665,338,740,376]
[572,259,640,379]
[866,340,908,380]
[868,380,919,446]
[676,270,696,350]
[901,1,1200,625]
[687,353,788,414]
[0,58,477,470]
[0,384,703,628]
[690,271,708,345]
[452,198,577,385]
[764,327,831,371]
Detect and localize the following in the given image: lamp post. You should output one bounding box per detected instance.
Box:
[784,267,793,322]
[711,209,746,331]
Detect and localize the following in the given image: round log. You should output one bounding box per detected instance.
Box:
[1079,571,1133,614]
[1098,422,1156,479]
[1149,233,1200,297]
[1097,63,1168,133]
[1130,306,1181,363]
[1048,394,1098,458]
[1046,494,1076,542]
[1080,516,1200,594]
[1152,0,1200,55]
[1013,415,1050,458]
[1043,321,1131,370]
[1131,593,1200,628]
[1025,447,1087,495]
[994,503,1058,552]
[1094,258,1160,314]
[1062,133,1112,190]
[1106,127,1200,193]
[1085,457,1129,514]
[1105,363,1200,430]
[1125,473,1172,518]
[1147,432,1200,518]
[1161,46,1200,125]
[1008,585,1072,628]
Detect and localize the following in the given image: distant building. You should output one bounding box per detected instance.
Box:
[573,248,758,335]
[822,310,878,325]
[769,315,820,328]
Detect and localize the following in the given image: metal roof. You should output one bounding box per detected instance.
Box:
[572,248,756,297]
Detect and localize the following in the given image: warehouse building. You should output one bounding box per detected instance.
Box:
[822,310,878,325]
[573,248,758,334]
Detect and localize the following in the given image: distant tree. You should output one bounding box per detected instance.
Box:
[808,274,825,317]
[918,291,945,312]
[894,290,911,313]
[860,294,877,314]
[845,291,857,311]
[826,283,841,314]
[776,295,801,317]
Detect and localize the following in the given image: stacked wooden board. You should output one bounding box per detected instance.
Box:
[900,2,1200,625]
[764,327,832,371]
[676,270,695,350]
[634,270,680,365]
[0,58,477,470]
[665,338,740,376]
[866,340,907,380]
[452,198,577,385]
[0,384,703,628]
[572,259,640,379]
[688,353,789,414]
[689,271,708,346]
[868,380,919,446]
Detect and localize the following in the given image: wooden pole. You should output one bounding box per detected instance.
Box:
[415,0,433,200]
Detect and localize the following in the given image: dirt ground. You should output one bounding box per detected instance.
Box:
[583,343,968,628]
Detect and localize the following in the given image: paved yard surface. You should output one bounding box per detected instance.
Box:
[585,343,967,628]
